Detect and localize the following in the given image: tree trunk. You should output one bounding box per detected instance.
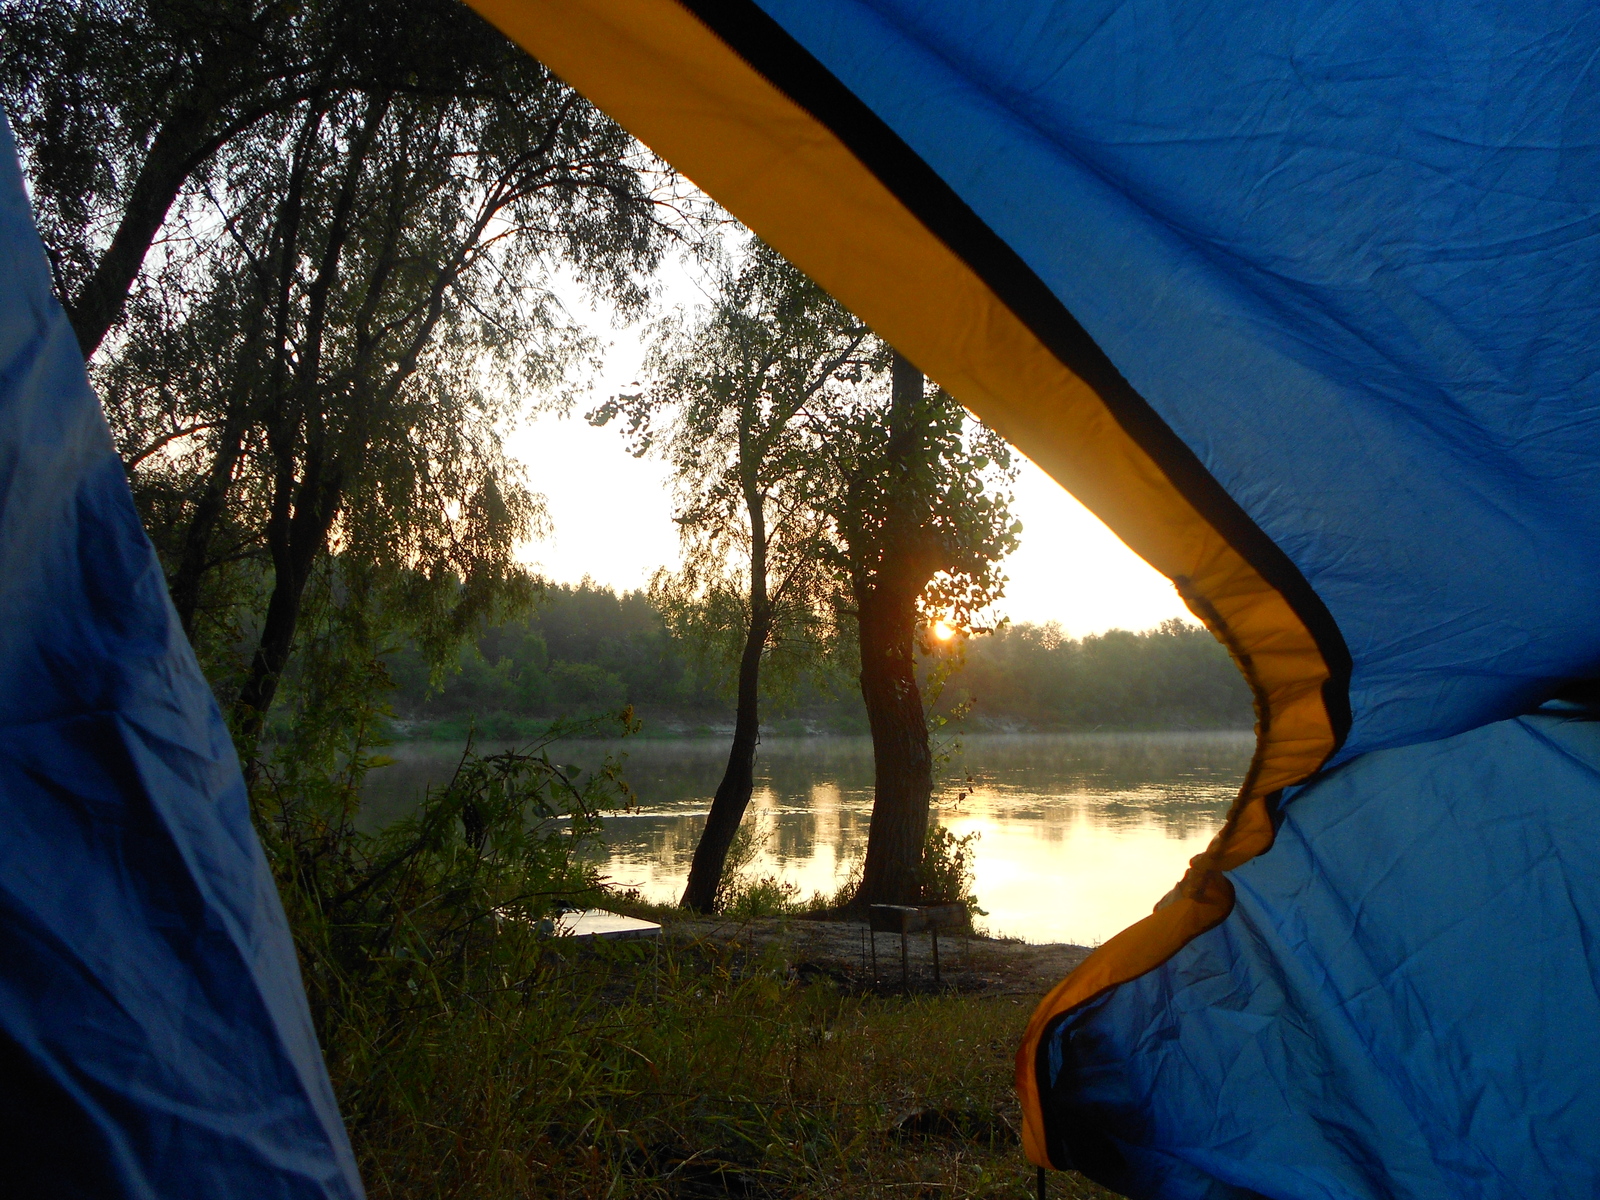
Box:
[854,590,934,907]
[231,539,316,749]
[67,102,216,358]
[680,603,770,912]
[681,448,771,913]
[228,99,383,756]
[852,352,938,908]
[230,465,343,755]
[168,402,251,637]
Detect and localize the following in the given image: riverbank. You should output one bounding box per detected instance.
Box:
[387,711,1252,743]
[659,912,1091,997]
[335,903,1117,1200]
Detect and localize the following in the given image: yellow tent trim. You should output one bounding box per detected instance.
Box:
[464,0,1342,1168]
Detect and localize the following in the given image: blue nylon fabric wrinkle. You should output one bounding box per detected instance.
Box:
[0,115,362,1198]
[730,6,1600,1196]
[1040,713,1600,1198]
[751,0,1600,761]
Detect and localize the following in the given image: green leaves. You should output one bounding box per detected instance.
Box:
[261,711,637,1005]
[919,825,985,916]
[592,239,877,702]
[821,368,1021,638]
[21,0,705,753]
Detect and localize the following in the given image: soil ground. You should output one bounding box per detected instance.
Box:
[664,914,1091,999]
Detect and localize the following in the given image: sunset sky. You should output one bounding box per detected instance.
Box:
[503,253,1192,638]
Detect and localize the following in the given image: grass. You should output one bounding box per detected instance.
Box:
[328,927,1118,1200]
[265,726,1113,1198]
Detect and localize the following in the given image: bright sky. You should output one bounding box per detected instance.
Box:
[502,254,1191,639]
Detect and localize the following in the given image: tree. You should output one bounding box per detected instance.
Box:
[944,618,1253,729]
[2,0,357,357]
[75,4,694,761]
[591,242,876,911]
[823,352,1020,907]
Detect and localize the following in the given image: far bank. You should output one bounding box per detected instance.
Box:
[382,581,1254,738]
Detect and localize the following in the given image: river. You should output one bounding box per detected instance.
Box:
[362,730,1253,946]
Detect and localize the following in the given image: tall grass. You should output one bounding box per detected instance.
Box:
[332,937,1117,1199]
[257,714,1115,1198]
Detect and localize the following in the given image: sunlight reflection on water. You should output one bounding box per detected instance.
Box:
[363,731,1253,946]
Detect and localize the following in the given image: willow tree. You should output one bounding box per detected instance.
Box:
[1,0,377,358]
[823,352,1020,907]
[85,6,691,762]
[591,242,876,911]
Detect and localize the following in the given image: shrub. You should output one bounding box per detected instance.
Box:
[920,825,984,917]
[256,712,638,1043]
[547,660,628,709]
[714,820,803,916]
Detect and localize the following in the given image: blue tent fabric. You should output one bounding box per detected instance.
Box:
[1037,709,1600,1199]
[746,0,1600,763]
[0,115,363,1198]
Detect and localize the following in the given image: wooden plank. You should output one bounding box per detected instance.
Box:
[546,909,661,942]
[868,904,926,933]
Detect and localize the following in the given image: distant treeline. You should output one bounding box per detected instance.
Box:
[387,583,723,731]
[945,619,1253,730]
[388,583,1253,736]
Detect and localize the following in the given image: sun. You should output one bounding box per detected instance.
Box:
[931,619,957,641]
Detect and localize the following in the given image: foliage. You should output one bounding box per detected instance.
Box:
[385,580,727,726]
[948,618,1255,730]
[327,932,1119,1200]
[255,557,399,778]
[820,370,1021,640]
[812,349,1020,906]
[712,820,804,917]
[592,238,877,706]
[798,853,865,915]
[5,0,705,763]
[646,816,980,922]
[592,239,887,909]
[1,0,355,353]
[255,689,1113,1200]
[259,711,637,1040]
[383,583,1253,732]
[920,825,984,918]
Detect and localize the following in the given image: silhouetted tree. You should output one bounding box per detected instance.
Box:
[4,0,383,356]
[821,352,1019,907]
[11,0,699,767]
[591,242,874,911]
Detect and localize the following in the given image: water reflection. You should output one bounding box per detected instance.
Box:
[362,731,1253,946]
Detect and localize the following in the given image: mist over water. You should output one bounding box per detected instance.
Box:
[363,731,1254,946]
